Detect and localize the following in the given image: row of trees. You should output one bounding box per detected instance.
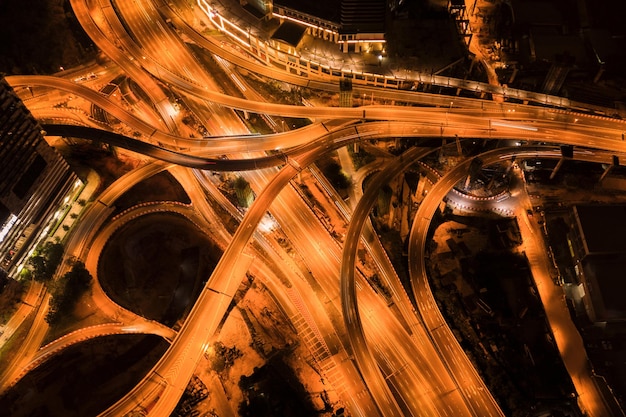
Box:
[27,241,92,325]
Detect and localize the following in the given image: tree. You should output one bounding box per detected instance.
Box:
[377,185,393,216]
[45,261,92,325]
[65,261,92,293]
[234,176,254,208]
[322,161,351,190]
[27,242,64,283]
[29,255,48,282]
[44,242,64,270]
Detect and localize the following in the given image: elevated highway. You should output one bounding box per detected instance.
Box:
[8,0,626,414]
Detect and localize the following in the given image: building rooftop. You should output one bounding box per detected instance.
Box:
[271,21,307,47]
[275,0,340,24]
[585,0,626,36]
[510,0,565,27]
[340,0,386,34]
[574,204,626,254]
[530,29,588,66]
[572,204,626,322]
[582,254,626,321]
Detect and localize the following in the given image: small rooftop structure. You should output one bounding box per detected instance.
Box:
[271,20,307,48]
[275,0,339,23]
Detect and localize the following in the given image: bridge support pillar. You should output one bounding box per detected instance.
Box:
[599,156,619,183]
[549,158,565,180]
[599,165,613,183]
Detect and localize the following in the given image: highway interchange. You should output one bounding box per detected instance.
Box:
[4,0,626,416]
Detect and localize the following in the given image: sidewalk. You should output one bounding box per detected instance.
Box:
[49,169,101,244]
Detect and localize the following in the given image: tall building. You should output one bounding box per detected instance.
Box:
[0,75,79,278]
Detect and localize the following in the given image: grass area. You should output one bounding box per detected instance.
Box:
[98,213,221,327]
[347,144,376,171]
[42,289,110,346]
[0,279,27,325]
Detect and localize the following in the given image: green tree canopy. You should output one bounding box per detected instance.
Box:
[28,242,64,282]
[45,261,92,325]
[234,176,254,208]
